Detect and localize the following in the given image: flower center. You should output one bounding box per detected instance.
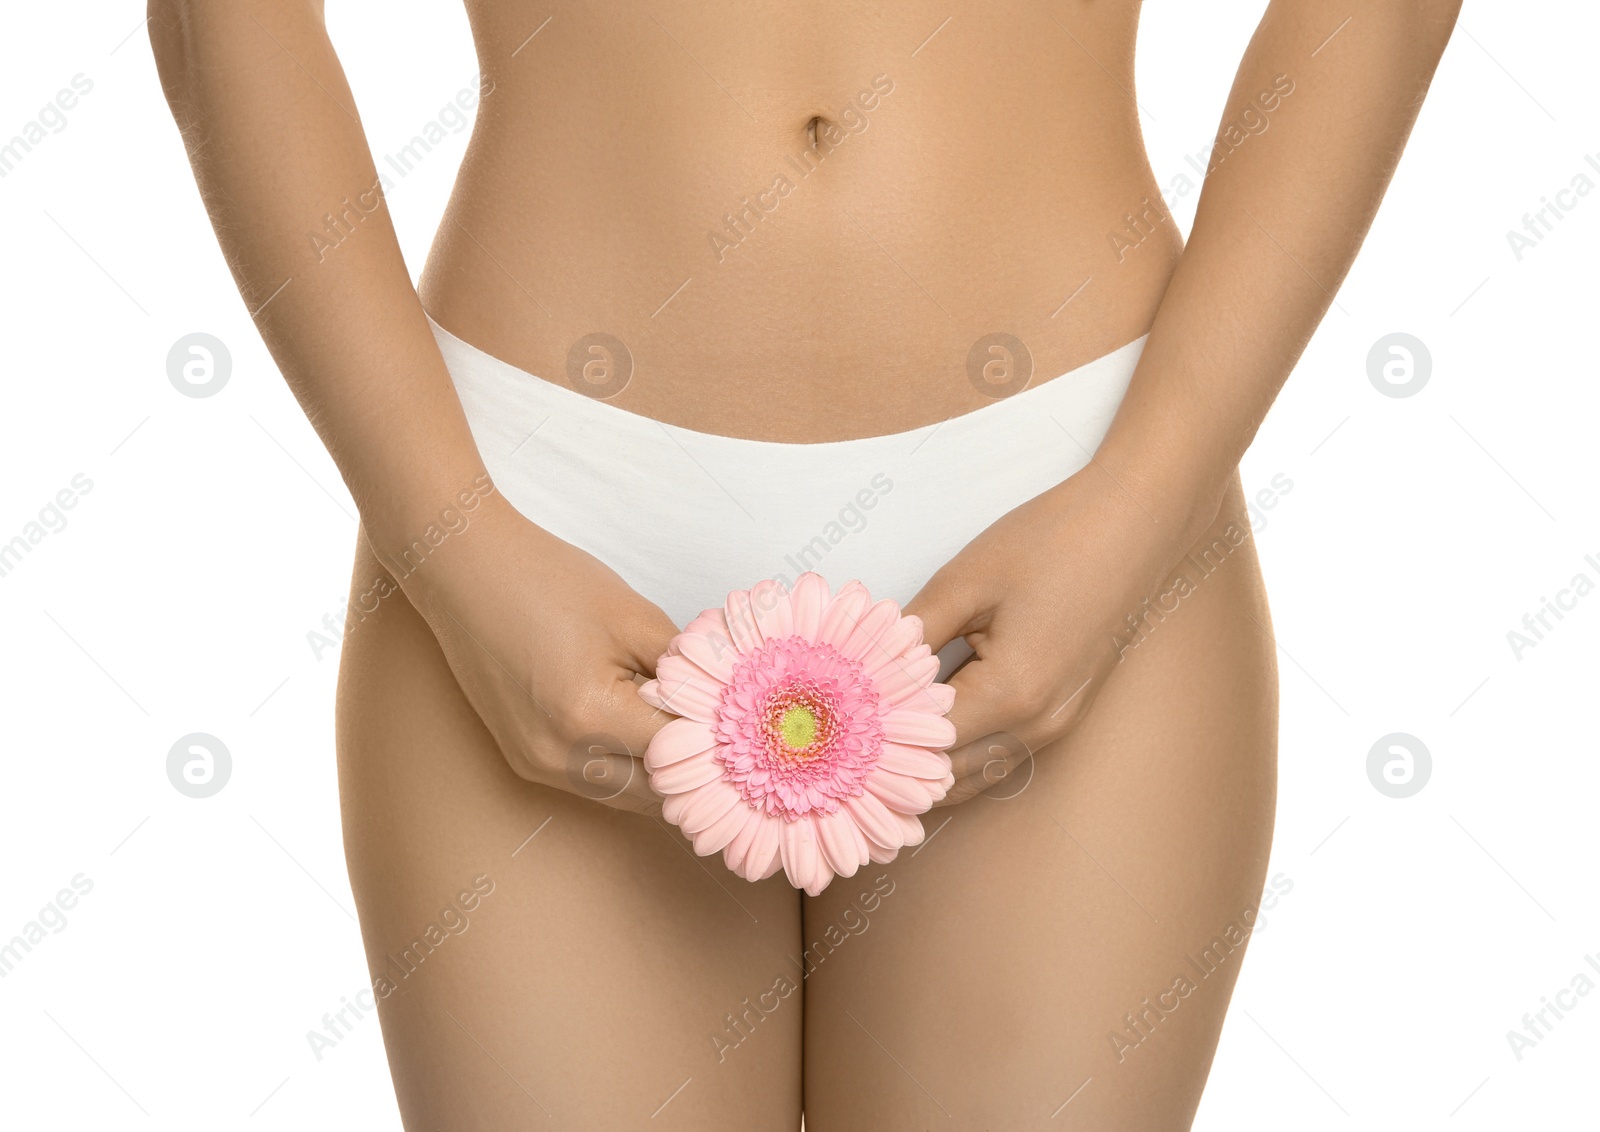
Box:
[778,705,817,752]
[761,682,838,763]
[714,635,885,819]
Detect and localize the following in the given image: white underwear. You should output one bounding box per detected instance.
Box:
[429,315,1146,680]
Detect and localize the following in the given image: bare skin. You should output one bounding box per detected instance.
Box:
[336,480,1275,1129]
[151,0,1458,1127]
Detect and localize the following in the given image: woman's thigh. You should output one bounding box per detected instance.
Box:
[801,477,1280,1131]
[334,530,803,1131]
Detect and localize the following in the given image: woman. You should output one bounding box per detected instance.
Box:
[151,1,1458,1127]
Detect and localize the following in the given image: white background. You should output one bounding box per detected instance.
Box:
[1,2,1594,1129]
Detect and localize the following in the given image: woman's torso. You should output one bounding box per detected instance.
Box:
[418,0,1181,442]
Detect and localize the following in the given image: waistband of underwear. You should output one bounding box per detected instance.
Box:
[425,312,1149,467]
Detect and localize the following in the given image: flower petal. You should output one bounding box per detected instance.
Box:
[749,817,787,881]
[882,708,957,749]
[866,839,899,864]
[684,607,730,638]
[895,811,927,847]
[676,630,738,685]
[789,573,830,642]
[865,769,935,814]
[815,809,865,879]
[650,655,724,721]
[651,749,725,794]
[662,780,721,827]
[750,578,795,642]
[919,682,957,714]
[875,654,944,709]
[679,781,741,834]
[861,614,925,678]
[839,598,902,664]
[694,798,756,856]
[846,809,873,861]
[818,581,872,648]
[725,588,761,654]
[644,718,718,770]
[875,742,953,781]
[724,810,766,871]
[844,791,905,851]
[781,816,822,892]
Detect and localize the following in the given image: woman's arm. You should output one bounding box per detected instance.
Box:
[149,0,481,550]
[908,0,1461,795]
[1100,0,1462,541]
[150,0,676,809]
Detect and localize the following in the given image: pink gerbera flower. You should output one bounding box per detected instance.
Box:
[639,573,957,895]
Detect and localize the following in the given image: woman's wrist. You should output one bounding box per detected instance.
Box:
[359,463,511,595]
[1086,429,1234,561]
[1026,433,1237,628]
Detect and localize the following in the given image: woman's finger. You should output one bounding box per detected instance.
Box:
[902,564,986,655]
[618,602,683,678]
[939,652,1023,752]
[560,727,662,814]
[932,731,1035,807]
[945,730,1034,784]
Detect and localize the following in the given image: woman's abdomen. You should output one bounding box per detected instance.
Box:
[422,0,1177,442]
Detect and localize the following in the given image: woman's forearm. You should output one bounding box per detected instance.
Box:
[1092,0,1460,544]
[149,0,492,559]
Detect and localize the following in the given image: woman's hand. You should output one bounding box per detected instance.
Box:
[377,493,680,814]
[904,467,1214,806]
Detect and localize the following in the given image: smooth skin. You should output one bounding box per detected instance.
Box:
[151,1,1458,1128]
